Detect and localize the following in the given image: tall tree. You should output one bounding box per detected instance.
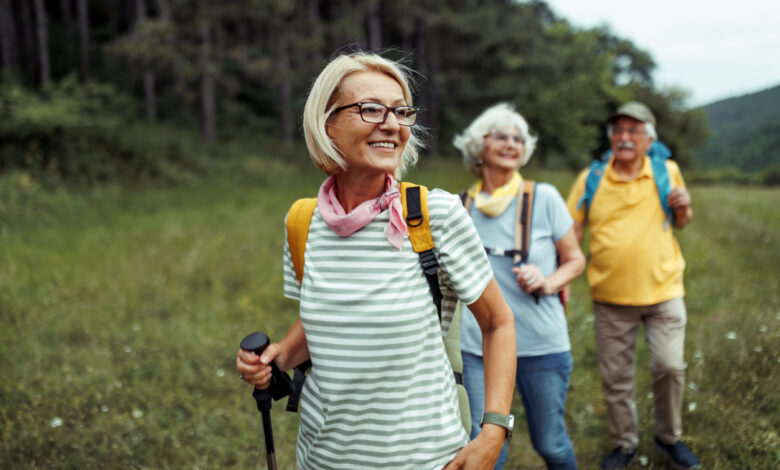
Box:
[32,0,50,86]
[197,0,215,141]
[135,0,156,121]
[271,3,295,143]
[306,0,322,64]
[0,0,18,74]
[365,0,381,51]
[76,0,89,81]
[60,0,73,22]
[18,0,36,82]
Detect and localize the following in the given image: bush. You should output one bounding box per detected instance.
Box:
[759,166,780,186]
[0,78,211,184]
[687,166,759,186]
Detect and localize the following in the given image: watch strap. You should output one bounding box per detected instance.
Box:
[480,412,514,441]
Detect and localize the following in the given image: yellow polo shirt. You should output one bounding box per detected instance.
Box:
[566,156,686,306]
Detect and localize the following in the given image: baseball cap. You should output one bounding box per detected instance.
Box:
[608,101,656,126]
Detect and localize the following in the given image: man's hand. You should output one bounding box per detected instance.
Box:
[667,187,693,228]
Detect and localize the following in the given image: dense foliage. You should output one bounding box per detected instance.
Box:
[697,84,780,172]
[1,0,710,181]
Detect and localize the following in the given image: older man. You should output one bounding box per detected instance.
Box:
[566,102,700,470]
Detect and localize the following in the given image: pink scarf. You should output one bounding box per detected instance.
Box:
[317,174,408,249]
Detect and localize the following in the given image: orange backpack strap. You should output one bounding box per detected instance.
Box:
[400,182,435,252]
[513,180,536,266]
[286,198,318,285]
[400,182,442,319]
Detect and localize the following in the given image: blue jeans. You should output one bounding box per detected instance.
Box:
[462,351,578,470]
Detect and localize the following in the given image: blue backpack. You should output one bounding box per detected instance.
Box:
[577,140,675,229]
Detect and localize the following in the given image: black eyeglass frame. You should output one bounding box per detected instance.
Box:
[331,102,419,126]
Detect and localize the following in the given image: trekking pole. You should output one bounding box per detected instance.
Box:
[240,332,293,470]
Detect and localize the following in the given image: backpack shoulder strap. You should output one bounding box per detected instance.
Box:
[286,198,318,285]
[514,180,536,266]
[650,157,674,228]
[647,141,675,228]
[459,190,473,212]
[401,182,434,251]
[577,156,608,217]
[400,182,443,320]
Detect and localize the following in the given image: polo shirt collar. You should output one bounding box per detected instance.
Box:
[606,155,652,182]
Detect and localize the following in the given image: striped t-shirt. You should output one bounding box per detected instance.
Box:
[283,189,493,470]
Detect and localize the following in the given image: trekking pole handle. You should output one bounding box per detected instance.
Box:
[240,331,273,390]
[240,332,294,399]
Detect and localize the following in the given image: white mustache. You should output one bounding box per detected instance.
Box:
[617,141,635,150]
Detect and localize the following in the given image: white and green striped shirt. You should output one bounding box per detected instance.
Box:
[283,189,493,470]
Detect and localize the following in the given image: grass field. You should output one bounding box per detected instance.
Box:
[1,158,778,469]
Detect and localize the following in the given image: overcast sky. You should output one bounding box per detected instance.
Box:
[544,0,780,108]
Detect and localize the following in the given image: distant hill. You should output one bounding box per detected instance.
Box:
[696,85,780,171]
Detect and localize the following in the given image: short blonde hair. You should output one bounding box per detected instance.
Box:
[453,103,538,177]
[302,52,422,178]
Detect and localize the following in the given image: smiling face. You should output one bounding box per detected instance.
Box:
[610,116,653,164]
[326,71,411,177]
[481,126,526,174]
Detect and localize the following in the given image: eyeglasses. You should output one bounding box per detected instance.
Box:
[331,102,418,126]
[612,126,645,137]
[486,130,524,144]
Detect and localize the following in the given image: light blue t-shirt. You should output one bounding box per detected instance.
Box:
[461,183,573,357]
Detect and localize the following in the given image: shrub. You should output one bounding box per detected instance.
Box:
[0,78,209,184]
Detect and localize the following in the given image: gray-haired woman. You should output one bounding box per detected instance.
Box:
[453,103,585,469]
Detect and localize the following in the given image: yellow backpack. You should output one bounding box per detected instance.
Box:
[285,182,471,433]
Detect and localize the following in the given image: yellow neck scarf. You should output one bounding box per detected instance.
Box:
[467,172,522,217]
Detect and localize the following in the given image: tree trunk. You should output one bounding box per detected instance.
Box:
[105,0,119,36]
[76,0,88,81]
[414,15,440,156]
[18,0,36,82]
[197,0,215,142]
[32,0,50,86]
[60,0,72,22]
[135,0,157,121]
[306,0,321,66]
[427,35,441,157]
[276,26,293,144]
[153,0,171,21]
[0,0,18,72]
[365,0,381,51]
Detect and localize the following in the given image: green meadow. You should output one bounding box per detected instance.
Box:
[1,159,778,469]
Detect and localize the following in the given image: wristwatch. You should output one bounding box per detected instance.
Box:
[480,412,514,442]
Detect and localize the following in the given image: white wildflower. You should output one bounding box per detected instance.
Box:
[124,345,132,353]
[638,455,648,466]
[216,368,226,377]
[50,417,63,428]
[101,405,109,413]
[754,346,763,353]
[726,332,737,340]
[132,409,144,419]
[647,392,653,399]
[687,382,697,391]
[759,325,768,333]
[688,402,697,412]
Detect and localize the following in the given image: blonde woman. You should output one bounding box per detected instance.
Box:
[236,53,516,470]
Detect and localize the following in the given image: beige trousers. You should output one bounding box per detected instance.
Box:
[593,298,687,450]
